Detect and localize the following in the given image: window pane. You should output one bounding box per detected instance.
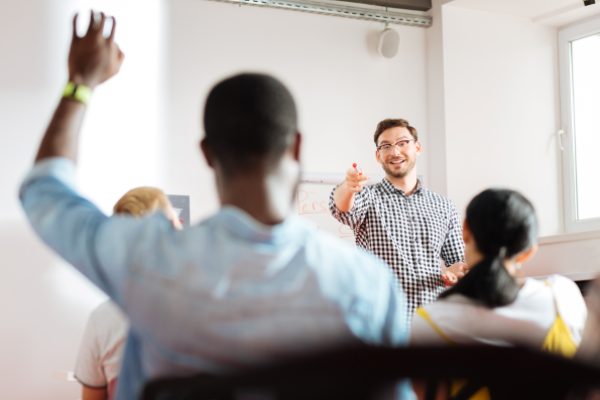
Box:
[572,34,600,220]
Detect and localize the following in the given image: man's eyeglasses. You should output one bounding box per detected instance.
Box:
[376,139,416,155]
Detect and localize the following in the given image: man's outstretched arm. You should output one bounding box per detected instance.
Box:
[35,11,123,164]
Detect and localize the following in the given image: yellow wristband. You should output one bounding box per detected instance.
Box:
[62,82,93,106]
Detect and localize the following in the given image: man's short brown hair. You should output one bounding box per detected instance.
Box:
[373,119,418,145]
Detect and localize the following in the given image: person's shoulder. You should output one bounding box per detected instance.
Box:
[545,275,584,299]
[89,300,129,330]
[305,227,366,260]
[420,293,479,314]
[521,276,585,315]
[410,295,481,345]
[304,229,392,284]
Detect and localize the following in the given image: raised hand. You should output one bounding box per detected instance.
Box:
[68,11,124,89]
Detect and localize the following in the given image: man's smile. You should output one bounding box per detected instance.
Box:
[389,159,406,166]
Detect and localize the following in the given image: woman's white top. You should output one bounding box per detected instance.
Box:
[75,300,129,388]
[410,275,587,349]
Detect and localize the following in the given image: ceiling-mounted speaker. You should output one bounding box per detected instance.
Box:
[378,28,400,58]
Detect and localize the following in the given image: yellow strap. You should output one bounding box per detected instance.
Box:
[417,308,489,399]
[543,280,560,311]
[62,81,93,106]
[541,280,578,358]
[416,307,459,346]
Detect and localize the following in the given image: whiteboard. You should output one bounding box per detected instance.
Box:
[294,182,355,245]
[294,172,384,245]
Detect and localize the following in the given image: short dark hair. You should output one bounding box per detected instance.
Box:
[440,189,538,308]
[203,73,298,175]
[373,119,418,145]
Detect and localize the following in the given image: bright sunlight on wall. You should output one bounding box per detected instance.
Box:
[72,0,166,215]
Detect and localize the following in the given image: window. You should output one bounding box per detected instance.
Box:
[559,16,600,233]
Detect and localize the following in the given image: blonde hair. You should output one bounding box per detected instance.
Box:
[113,187,171,217]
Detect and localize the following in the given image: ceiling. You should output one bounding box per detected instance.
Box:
[339,0,431,11]
[446,0,600,27]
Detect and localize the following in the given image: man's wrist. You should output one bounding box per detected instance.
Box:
[63,81,93,106]
[68,74,98,90]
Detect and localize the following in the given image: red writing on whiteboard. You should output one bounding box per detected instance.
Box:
[296,190,328,215]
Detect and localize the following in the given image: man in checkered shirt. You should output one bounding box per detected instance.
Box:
[329,118,467,317]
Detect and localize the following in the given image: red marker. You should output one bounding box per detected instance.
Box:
[352,163,363,176]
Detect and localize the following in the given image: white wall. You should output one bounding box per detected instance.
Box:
[425,0,451,196]
[165,0,430,222]
[0,1,429,399]
[439,4,563,237]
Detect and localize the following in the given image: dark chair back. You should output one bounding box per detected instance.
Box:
[141,346,600,400]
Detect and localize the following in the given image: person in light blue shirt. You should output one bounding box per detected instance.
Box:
[20,11,412,400]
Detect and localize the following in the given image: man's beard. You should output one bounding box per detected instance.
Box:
[381,157,416,179]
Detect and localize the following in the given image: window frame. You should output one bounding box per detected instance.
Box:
[559,15,600,234]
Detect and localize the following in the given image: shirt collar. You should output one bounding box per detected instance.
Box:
[213,205,306,245]
[380,177,423,197]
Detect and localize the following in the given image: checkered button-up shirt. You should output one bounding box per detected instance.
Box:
[329,178,465,317]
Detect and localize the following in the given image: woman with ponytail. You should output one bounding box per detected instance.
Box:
[411,188,586,352]
[410,189,587,400]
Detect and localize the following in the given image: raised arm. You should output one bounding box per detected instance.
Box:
[332,167,371,212]
[329,169,373,230]
[35,11,123,164]
[20,11,137,302]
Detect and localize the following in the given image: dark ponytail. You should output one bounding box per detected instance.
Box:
[439,189,538,308]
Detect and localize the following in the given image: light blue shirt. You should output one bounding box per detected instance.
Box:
[20,158,412,400]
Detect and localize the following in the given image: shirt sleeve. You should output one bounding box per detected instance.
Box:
[75,312,107,388]
[440,202,465,267]
[19,157,176,307]
[328,186,372,231]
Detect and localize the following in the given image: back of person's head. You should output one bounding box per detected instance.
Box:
[113,187,182,230]
[440,188,538,308]
[203,73,298,177]
[114,187,171,217]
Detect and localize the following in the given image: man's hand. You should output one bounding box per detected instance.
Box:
[344,167,371,194]
[34,10,124,164]
[68,11,124,89]
[333,168,371,212]
[442,262,469,286]
[441,270,457,286]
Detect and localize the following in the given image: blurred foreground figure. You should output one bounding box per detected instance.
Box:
[572,279,600,400]
[577,278,600,364]
[20,11,412,400]
[76,187,181,400]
